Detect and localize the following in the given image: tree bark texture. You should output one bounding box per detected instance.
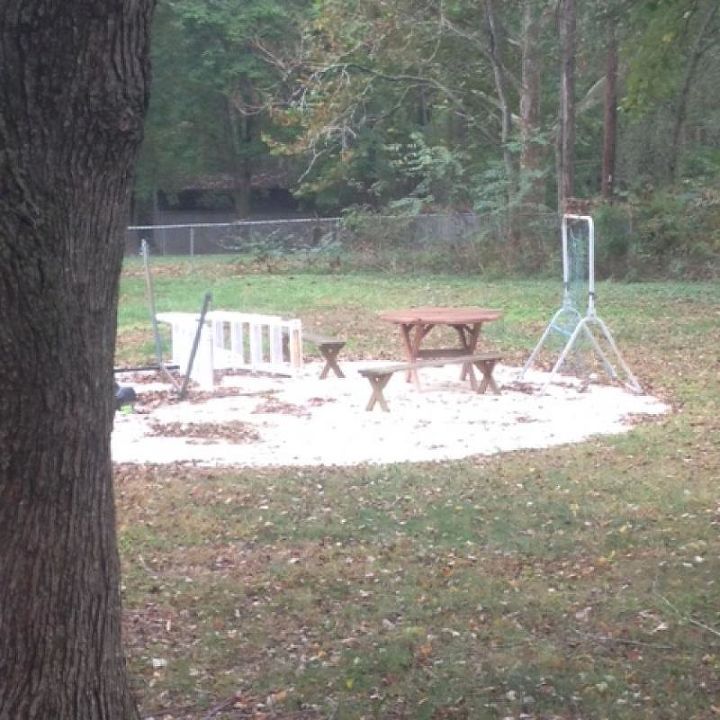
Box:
[558,0,576,211]
[0,3,155,719]
[518,0,546,208]
[601,24,618,201]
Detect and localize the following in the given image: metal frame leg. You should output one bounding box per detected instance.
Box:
[521,306,582,378]
[540,315,642,394]
[593,316,642,393]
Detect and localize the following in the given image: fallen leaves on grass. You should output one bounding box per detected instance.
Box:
[148,421,261,443]
[134,388,278,411]
[252,398,310,417]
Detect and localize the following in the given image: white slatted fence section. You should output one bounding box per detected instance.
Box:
[157,311,303,389]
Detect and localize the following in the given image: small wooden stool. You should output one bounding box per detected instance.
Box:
[313,338,346,379]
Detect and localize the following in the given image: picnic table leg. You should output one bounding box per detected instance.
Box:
[398,324,415,383]
[400,323,432,388]
[366,374,392,412]
[319,343,345,379]
[465,363,479,391]
[452,323,482,384]
[474,358,500,394]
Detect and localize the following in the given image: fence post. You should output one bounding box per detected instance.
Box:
[190,226,195,257]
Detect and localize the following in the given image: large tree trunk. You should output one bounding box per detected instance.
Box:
[601,24,618,201]
[557,0,576,211]
[0,3,155,719]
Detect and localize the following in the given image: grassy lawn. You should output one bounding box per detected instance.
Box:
[117,257,720,719]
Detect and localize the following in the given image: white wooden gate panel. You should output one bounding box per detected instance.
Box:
[158,311,303,385]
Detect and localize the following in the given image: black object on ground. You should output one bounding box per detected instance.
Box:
[114,383,137,411]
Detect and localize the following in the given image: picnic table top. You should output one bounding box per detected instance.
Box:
[378,306,503,325]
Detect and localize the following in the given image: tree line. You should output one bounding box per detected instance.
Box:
[139,0,720,207]
[136,0,720,275]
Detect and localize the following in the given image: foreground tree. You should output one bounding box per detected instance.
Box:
[0,2,155,719]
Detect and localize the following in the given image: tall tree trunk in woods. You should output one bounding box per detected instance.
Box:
[519,0,546,208]
[602,23,618,201]
[233,163,253,218]
[483,0,519,267]
[484,0,515,194]
[557,0,576,211]
[668,0,719,181]
[0,3,155,719]
[517,0,550,268]
[229,102,254,218]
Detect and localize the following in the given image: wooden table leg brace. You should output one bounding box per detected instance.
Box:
[474,357,500,394]
[318,342,346,379]
[364,373,392,412]
[399,323,433,387]
[452,323,481,381]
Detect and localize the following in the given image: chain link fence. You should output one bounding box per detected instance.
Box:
[125,217,343,257]
[125,212,562,275]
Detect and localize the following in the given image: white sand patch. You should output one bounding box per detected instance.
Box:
[112,362,669,468]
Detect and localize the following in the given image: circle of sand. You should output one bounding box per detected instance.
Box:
[112,362,668,468]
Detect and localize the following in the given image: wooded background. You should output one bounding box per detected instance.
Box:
[135,0,720,278]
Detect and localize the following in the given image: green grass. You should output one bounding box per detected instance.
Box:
[117,258,720,719]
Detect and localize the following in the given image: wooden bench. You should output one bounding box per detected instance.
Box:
[358,352,502,412]
[283,330,346,379]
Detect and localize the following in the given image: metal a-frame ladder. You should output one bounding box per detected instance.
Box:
[521,214,642,393]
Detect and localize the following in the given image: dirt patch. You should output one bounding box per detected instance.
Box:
[112,362,669,468]
[252,398,310,417]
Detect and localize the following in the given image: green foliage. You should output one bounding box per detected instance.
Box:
[622,1,686,114]
[135,0,720,280]
[136,0,311,203]
[682,143,720,180]
[593,186,720,279]
[469,159,514,215]
[623,0,720,116]
[385,132,467,212]
[593,204,633,278]
[279,0,508,212]
[633,185,720,278]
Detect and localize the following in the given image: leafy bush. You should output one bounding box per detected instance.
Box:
[595,186,720,280]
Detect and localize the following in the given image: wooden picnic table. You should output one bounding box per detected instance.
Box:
[379,306,503,386]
